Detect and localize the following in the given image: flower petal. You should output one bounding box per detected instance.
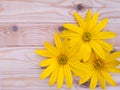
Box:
[101,70,116,86]
[60,39,69,56]
[98,72,106,89]
[92,32,116,39]
[61,30,81,38]
[69,39,83,57]
[106,68,120,73]
[89,12,98,31]
[69,38,82,49]
[57,66,64,88]
[63,24,83,34]
[94,40,113,51]
[107,51,120,61]
[54,33,62,51]
[35,50,53,57]
[69,61,89,72]
[78,42,91,62]
[39,58,56,67]
[71,66,85,77]
[90,72,98,89]
[92,18,108,34]
[73,12,86,30]
[85,10,92,25]
[105,60,120,67]
[49,66,59,85]
[90,40,105,59]
[64,64,72,88]
[44,42,59,56]
[84,42,91,62]
[40,62,57,79]
[79,73,91,84]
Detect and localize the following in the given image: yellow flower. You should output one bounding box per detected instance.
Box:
[79,51,120,89]
[35,33,88,89]
[61,10,116,62]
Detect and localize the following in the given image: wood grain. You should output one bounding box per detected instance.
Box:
[0,0,120,22]
[0,0,120,90]
[0,47,83,90]
[1,47,120,90]
[0,23,60,47]
[0,22,120,47]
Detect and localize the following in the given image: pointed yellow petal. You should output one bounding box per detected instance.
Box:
[63,24,83,34]
[54,33,62,51]
[57,66,64,88]
[62,41,68,57]
[49,66,59,85]
[90,40,105,59]
[85,10,92,24]
[105,60,120,67]
[39,58,56,67]
[71,66,85,77]
[64,64,72,88]
[61,30,81,38]
[90,72,98,89]
[78,42,86,58]
[35,50,53,57]
[69,38,83,49]
[106,68,120,73]
[61,39,69,56]
[78,42,91,62]
[44,42,59,56]
[69,61,89,72]
[92,32,116,39]
[98,72,106,89]
[94,40,113,51]
[79,73,91,84]
[72,55,83,63]
[83,42,91,62]
[69,40,82,57]
[101,70,116,86]
[40,62,57,79]
[73,12,86,30]
[89,12,98,31]
[107,51,120,61]
[92,18,108,34]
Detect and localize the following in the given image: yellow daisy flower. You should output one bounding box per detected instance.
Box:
[61,10,116,62]
[79,51,120,89]
[35,33,88,88]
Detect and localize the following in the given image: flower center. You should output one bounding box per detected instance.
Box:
[58,54,68,65]
[94,59,104,70]
[83,32,92,42]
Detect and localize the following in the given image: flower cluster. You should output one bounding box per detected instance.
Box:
[35,10,120,89]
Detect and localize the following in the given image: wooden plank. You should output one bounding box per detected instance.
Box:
[0,0,120,22]
[0,22,120,47]
[1,47,120,90]
[0,0,120,90]
[0,47,78,90]
[0,23,60,47]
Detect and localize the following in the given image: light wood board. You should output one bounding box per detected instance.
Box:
[0,0,120,90]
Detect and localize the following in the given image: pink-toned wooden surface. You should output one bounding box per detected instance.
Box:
[0,0,120,90]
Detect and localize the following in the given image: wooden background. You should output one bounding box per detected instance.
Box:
[0,0,120,90]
